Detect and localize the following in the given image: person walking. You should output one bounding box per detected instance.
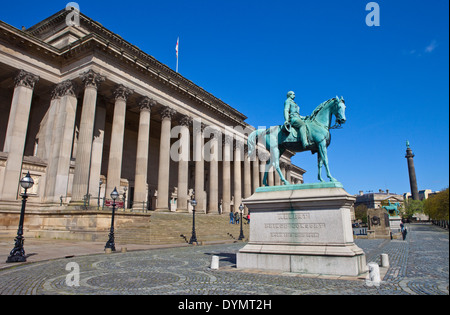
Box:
[229,211,234,224]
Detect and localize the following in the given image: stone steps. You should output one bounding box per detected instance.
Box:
[115,212,249,245]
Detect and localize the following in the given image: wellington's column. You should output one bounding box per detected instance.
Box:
[405,141,419,200]
[156,106,177,211]
[194,122,206,213]
[72,70,105,202]
[1,70,39,200]
[176,115,192,212]
[233,140,243,211]
[222,135,232,214]
[133,97,155,209]
[106,84,133,196]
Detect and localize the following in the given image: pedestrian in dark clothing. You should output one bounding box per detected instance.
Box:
[402,226,408,240]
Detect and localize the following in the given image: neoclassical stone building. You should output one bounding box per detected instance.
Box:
[0,9,305,221]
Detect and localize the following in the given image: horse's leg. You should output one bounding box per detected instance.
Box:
[272,147,289,185]
[317,152,324,182]
[317,141,337,182]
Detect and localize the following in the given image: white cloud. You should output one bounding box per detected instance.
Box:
[425,40,438,53]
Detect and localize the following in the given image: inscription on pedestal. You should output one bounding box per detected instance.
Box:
[250,209,348,244]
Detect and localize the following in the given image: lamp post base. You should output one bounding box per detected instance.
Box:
[6,236,26,263]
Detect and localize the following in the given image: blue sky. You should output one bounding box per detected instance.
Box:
[1,0,448,195]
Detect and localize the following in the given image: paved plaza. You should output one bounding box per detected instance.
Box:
[0,223,447,295]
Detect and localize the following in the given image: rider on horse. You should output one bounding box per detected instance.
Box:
[284,91,310,147]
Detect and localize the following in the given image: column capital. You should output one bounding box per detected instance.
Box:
[138,97,156,112]
[113,84,134,102]
[234,139,244,150]
[51,80,78,100]
[193,121,207,133]
[178,115,193,127]
[224,134,233,145]
[160,106,177,120]
[80,69,106,90]
[14,70,39,89]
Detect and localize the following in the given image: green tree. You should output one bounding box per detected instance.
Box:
[404,199,424,220]
[424,188,449,220]
[354,204,368,224]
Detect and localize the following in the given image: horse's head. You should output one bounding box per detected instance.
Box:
[334,96,346,125]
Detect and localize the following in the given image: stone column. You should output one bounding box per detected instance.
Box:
[274,165,281,186]
[208,132,219,214]
[1,70,39,200]
[268,166,274,186]
[243,147,252,203]
[286,164,292,183]
[88,104,106,206]
[252,153,260,193]
[71,70,105,202]
[156,106,177,211]
[133,97,155,210]
[193,122,206,213]
[280,162,287,185]
[44,80,78,203]
[233,140,243,211]
[222,135,232,214]
[176,115,192,212]
[106,84,133,196]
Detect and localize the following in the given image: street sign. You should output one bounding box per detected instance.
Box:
[105,200,124,208]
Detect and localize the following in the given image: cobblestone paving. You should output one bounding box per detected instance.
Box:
[0,224,447,295]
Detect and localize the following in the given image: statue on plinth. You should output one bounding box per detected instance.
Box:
[248,92,346,185]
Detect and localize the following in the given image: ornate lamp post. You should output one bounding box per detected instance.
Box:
[6,172,34,263]
[97,180,103,210]
[189,192,198,245]
[105,187,119,252]
[238,204,245,240]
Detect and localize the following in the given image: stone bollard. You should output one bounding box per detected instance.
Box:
[121,247,127,253]
[381,253,389,267]
[105,248,112,254]
[211,255,220,270]
[367,262,381,285]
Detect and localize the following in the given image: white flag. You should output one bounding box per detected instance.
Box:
[176,37,179,58]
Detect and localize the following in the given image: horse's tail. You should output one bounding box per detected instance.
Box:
[248,129,267,157]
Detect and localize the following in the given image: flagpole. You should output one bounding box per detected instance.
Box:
[176,37,179,73]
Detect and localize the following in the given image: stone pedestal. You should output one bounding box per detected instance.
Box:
[389,215,402,234]
[237,183,367,276]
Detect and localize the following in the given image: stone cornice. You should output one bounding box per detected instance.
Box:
[1,10,248,126]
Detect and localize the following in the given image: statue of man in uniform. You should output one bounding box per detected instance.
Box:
[284,91,310,147]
